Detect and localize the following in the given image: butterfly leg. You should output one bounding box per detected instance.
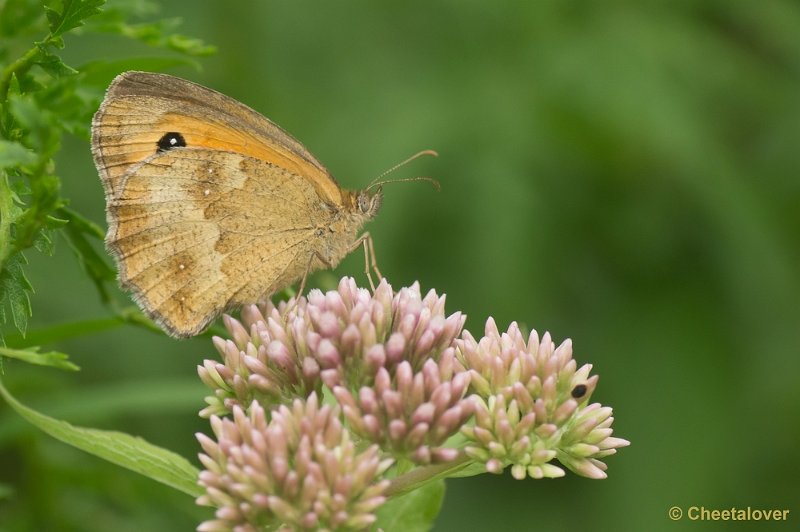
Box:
[348,232,382,291]
[297,251,334,297]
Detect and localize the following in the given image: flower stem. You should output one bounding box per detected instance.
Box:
[385,454,474,498]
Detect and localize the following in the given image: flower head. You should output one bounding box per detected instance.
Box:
[458,318,629,479]
[196,394,393,531]
[457,318,598,410]
[196,280,629,532]
[198,277,466,417]
[297,277,465,388]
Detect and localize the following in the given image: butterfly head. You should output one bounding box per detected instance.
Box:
[355,187,383,219]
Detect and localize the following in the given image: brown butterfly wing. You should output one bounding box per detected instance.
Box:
[108,147,333,337]
[91,71,342,205]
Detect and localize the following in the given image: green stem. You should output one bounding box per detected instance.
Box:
[385,454,473,498]
[0,46,38,105]
[0,171,14,272]
[0,37,52,105]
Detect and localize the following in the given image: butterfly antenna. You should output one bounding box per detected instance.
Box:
[365,150,440,192]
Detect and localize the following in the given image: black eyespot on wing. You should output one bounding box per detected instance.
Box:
[157,132,186,152]
[571,384,588,399]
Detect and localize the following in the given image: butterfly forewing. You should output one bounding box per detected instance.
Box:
[92,71,341,203]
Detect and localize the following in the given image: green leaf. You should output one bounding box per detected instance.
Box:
[0,377,205,444]
[45,3,62,33]
[58,206,103,238]
[166,34,217,56]
[445,460,488,478]
[118,17,180,43]
[46,0,106,38]
[383,454,475,498]
[34,75,99,138]
[88,18,216,57]
[376,480,445,532]
[0,377,202,497]
[6,72,23,101]
[79,0,159,29]
[49,35,66,49]
[60,208,115,301]
[33,44,79,78]
[33,227,56,255]
[8,95,59,156]
[11,71,44,98]
[62,229,116,298]
[0,253,33,335]
[0,345,79,371]
[0,140,37,169]
[35,75,103,141]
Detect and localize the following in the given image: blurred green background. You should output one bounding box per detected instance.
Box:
[2,0,800,530]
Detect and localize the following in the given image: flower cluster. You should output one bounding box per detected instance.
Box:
[457,318,629,479]
[198,278,465,418]
[195,278,628,530]
[197,394,392,531]
[298,278,465,386]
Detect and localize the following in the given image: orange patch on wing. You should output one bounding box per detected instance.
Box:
[161,114,342,204]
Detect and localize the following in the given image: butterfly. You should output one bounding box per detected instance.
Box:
[91,71,387,338]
